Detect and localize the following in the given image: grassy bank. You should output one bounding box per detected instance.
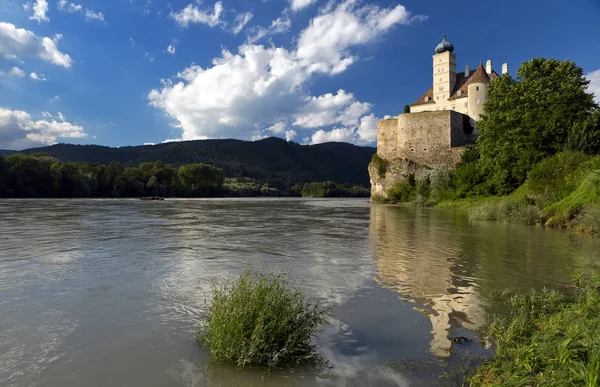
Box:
[469,272,600,386]
[450,153,600,234]
[377,152,600,235]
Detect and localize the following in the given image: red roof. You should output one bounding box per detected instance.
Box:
[411,63,500,106]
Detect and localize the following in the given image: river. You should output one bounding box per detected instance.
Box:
[1,198,599,386]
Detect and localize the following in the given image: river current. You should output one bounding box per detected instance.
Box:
[1,198,599,386]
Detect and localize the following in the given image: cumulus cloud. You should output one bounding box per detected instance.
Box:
[0,66,26,78]
[310,127,356,144]
[171,1,223,28]
[166,39,178,55]
[29,72,47,81]
[296,0,425,75]
[26,0,50,23]
[149,0,421,145]
[57,0,104,22]
[0,23,73,68]
[290,0,317,12]
[0,108,86,150]
[587,69,600,104]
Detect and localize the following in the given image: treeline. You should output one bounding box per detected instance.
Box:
[1,137,375,189]
[381,58,600,232]
[0,154,369,198]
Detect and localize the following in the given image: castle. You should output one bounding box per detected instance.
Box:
[376,34,508,167]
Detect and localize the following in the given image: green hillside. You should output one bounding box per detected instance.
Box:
[6,137,375,188]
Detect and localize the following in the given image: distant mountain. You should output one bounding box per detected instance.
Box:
[0,150,15,156]
[5,138,376,187]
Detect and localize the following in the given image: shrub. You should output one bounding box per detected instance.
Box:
[371,153,389,177]
[430,166,453,202]
[575,204,600,234]
[387,174,416,202]
[196,268,330,369]
[469,197,540,225]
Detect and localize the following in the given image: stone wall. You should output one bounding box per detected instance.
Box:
[378,110,472,168]
[376,118,399,161]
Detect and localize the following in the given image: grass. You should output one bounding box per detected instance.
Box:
[468,197,540,225]
[469,271,600,386]
[196,268,330,369]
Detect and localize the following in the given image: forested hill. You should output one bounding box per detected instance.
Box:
[3,137,376,187]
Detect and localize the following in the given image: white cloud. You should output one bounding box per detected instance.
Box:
[57,0,82,13]
[310,127,356,144]
[30,72,47,81]
[171,2,223,28]
[290,0,317,12]
[57,0,104,22]
[0,108,86,150]
[128,37,135,46]
[0,66,26,78]
[0,23,73,68]
[50,95,60,103]
[166,39,178,55]
[28,0,50,23]
[296,0,425,74]
[247,15,292,43]
[232,11,253,35]
[84,9,104,21]
[587,69,600,104]
[149,0,422,145]
[285,129,296,142]
[143,52,154,62]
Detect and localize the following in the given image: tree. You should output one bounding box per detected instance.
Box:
[403,105,411,114]
[477,58,598,194]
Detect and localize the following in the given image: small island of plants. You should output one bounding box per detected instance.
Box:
[196,268,330,369]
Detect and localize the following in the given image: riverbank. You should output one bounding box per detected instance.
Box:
[467,271,600,386]
[373,152,600,235]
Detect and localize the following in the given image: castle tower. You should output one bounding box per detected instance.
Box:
[432,34,456,104]
[467,62,490,120]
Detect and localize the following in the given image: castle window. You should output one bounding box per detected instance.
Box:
[439,58,442,63]
[435,145,440,149]
[476,98,481,105]
[457,90,462,96]
[464,102,468,108]
[436,96,439,100]
[424,96,429,102]
[422,148,427,151]
[476,86,480,91]
[439,87,443,91]
[452,106,456,110]
[439,78,442,82]
[410,148,415,152]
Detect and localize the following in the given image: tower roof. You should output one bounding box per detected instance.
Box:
[435,34,454,54]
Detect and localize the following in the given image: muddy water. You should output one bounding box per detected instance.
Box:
[1,198,599,386]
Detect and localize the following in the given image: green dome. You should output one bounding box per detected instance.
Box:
[435,34,454,54]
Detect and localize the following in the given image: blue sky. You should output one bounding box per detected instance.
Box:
[1,0,599,150]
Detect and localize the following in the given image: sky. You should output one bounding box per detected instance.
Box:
[0,0,599,150]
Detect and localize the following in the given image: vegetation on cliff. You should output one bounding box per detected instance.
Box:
[378,58,600,234]
[196,268,329,368]
[470,271,600,386]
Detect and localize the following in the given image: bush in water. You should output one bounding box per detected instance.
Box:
[196,268,330,368]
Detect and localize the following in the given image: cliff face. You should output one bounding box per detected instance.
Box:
[368,157,431,198]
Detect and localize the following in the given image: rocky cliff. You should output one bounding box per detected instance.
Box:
[368,156,431,199]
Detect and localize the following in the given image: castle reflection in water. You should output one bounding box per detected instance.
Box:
[369,205,488,358]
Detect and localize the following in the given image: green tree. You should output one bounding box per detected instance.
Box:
[477,58,598,194]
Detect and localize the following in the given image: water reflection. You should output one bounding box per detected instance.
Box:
[369,205,600,358]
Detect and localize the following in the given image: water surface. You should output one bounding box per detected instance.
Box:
[1,198,599,386]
